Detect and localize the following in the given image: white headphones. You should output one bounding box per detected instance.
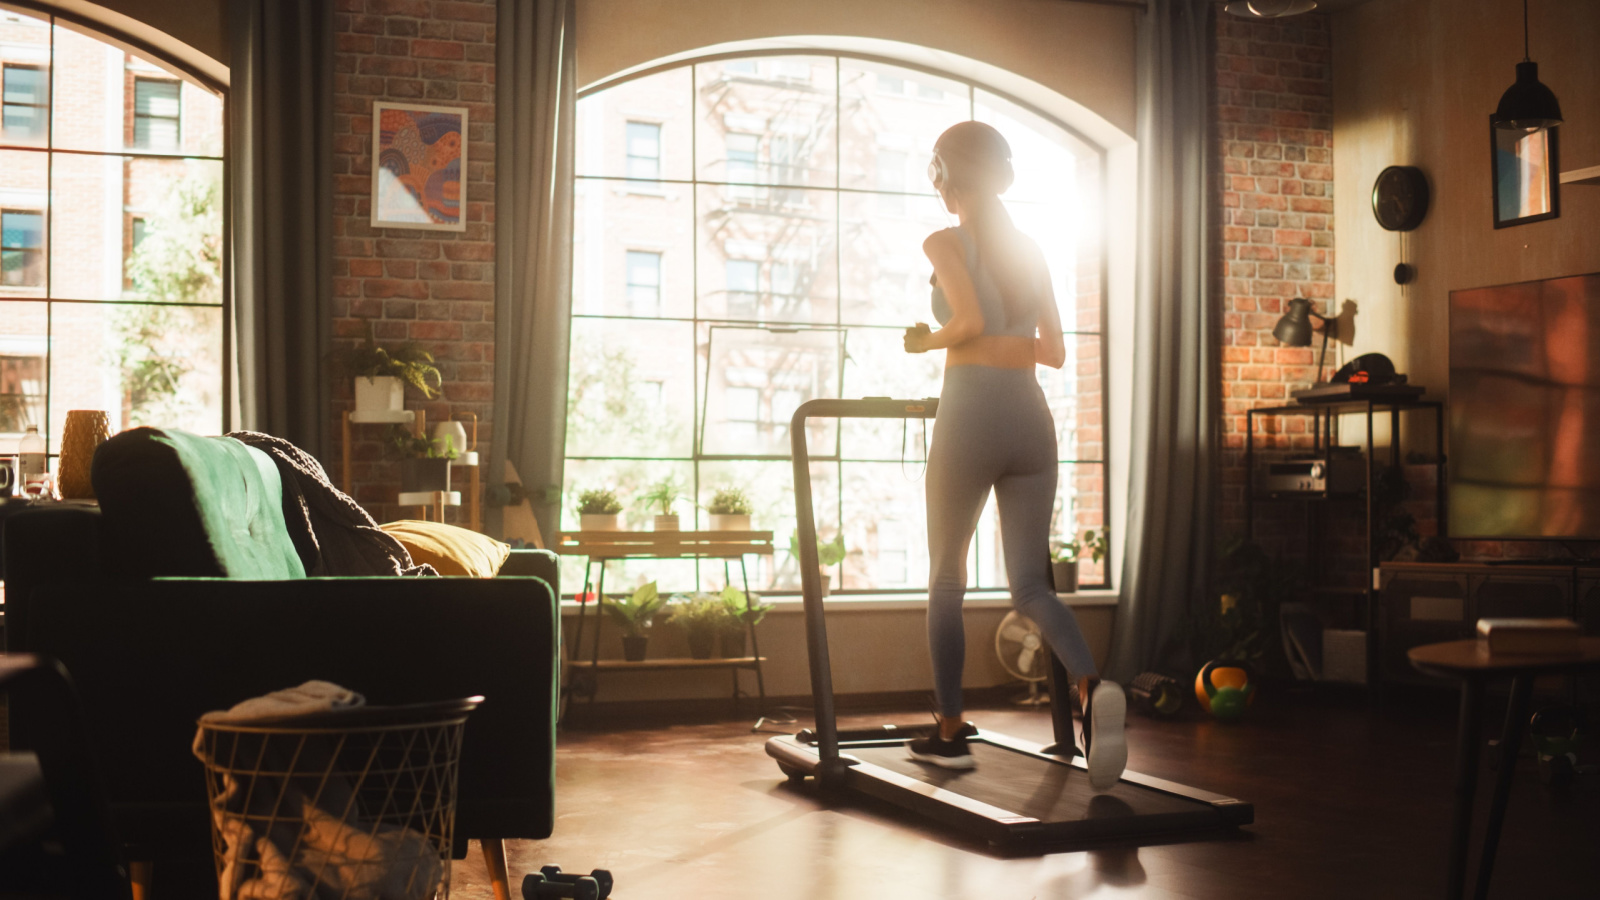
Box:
[927,146,1013,193]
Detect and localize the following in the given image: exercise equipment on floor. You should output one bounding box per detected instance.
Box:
[765,398,1254,847]
[1128,671,1186,718]
[1195,660,1256,722]
[522,865,614,900]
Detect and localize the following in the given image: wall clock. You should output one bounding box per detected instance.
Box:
[1372,165,1429,231]
[1372,165,1429,284]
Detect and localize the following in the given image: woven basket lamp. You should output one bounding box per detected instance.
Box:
[59,410,110,499]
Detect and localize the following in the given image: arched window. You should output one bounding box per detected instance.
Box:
[565,53,1106,595]
[0,7,224,474]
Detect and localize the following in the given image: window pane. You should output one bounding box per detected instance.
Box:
[839,61,969,193]
[1041,333,1103,462]
[0,12,50,147]
[839,191,952,327]
[49,301,223,448]
[839,461,931,591]
[697,458,837,592]
[0,300,47,441]
[51,25,222,157]
[839,326,944,460]
[0,149,47,296]
[572,177,692,319]
[698,325,843,457]
[52,155,222,302]
[697,184,837,324]
[566,317,695,458]
[576,67,691,181]
[696,57,836,189]
[1056,462,1108,587]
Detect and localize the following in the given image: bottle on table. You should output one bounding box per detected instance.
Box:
[18,424,47,498]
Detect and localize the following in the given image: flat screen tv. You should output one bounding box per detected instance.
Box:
[1450,272,1600,540]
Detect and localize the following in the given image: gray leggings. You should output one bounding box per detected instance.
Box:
[926,365,1098,717]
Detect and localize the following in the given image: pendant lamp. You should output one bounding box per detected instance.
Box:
[1492,0,1562,132]
[1223,0,1317,18]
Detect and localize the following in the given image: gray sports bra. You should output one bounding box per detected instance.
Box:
[929,225,1039,339]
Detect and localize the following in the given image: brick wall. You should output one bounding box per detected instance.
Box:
[329,0,497,523]
[1213,12,1335,552]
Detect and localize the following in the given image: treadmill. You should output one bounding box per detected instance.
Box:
[765,397,1253,848]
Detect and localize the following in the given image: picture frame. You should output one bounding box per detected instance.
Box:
[1489,118,1559,229]
[370,102,468,232]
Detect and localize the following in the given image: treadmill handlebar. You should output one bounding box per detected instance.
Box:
[788,397,940,781]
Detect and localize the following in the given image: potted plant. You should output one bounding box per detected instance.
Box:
[665,592,724,659]
[388,425,456,494]
[705,486,753,531]
[789,531,846,598]
[330,320,443,419]
[576,488,624,531]
[641,477,682,531]
[602,581,665,661]
[1050,535,1081,593]
[717,584,771,657]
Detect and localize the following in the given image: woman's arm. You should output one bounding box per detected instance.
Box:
[1032,244,1066,369]
[905,230,984,353]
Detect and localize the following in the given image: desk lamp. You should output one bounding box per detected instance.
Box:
[1273,298,1335,385]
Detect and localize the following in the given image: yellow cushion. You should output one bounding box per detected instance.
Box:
[380,520,510,578]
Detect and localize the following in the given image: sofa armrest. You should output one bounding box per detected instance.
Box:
[12,575,559,857]
[499,548,559,594]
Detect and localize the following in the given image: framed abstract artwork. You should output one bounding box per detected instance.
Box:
[1490,118,1559,229]
[371,102,468,232]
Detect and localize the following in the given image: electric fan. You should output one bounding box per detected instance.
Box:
[995,610,1050,706]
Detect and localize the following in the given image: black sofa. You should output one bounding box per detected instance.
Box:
[2,428,559,893]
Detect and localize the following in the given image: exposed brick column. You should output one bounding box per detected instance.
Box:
[329,0,497,524]
[1213,12,1334,549]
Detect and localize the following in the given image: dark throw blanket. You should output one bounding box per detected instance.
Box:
[227,431,436,577]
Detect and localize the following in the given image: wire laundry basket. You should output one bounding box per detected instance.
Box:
[194,697,480,900]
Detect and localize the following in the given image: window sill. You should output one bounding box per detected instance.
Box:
[559,589,1118,612]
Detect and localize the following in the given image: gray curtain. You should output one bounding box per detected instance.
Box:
[228,0,334,458]
[492,0,577,542]
[1108,0,1217,680]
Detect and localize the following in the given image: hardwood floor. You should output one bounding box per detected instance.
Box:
[452,687,1600,899]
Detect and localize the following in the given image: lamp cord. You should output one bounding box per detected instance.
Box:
[1523,0,1530,61]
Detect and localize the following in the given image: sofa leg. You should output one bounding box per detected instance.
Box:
[481,839,512,900]
[129,861,153,900]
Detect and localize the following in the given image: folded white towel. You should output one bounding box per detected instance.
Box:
[199,681,365,724]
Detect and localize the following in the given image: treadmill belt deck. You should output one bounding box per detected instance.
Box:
[850,740,1206,824]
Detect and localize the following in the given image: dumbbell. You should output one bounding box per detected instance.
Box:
[521,866,615,900]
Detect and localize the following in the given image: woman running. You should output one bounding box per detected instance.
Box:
[902,121,1126,790]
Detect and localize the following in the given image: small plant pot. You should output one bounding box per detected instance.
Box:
[654,514,679,531]
[580,513,621,531]
[400,457,451,494]
[720,631,747,659]
[708,513,751,532]
[685,630,716,660]
[1051,559,1079,593]
[621,634,649,662]
[354,375,405,416]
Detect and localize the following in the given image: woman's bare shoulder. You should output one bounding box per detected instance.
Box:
[923,227,963,257]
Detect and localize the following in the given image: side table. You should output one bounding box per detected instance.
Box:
[555,530,777,713]
[1408,637,1600,900]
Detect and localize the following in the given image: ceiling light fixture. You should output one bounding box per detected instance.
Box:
[1223,0,1318,18]
[1492,0,1562,132]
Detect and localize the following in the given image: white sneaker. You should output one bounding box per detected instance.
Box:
[1084,680,1127,791]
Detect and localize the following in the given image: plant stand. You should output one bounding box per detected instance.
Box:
[340,407,482,530]
[556,530,776,716]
